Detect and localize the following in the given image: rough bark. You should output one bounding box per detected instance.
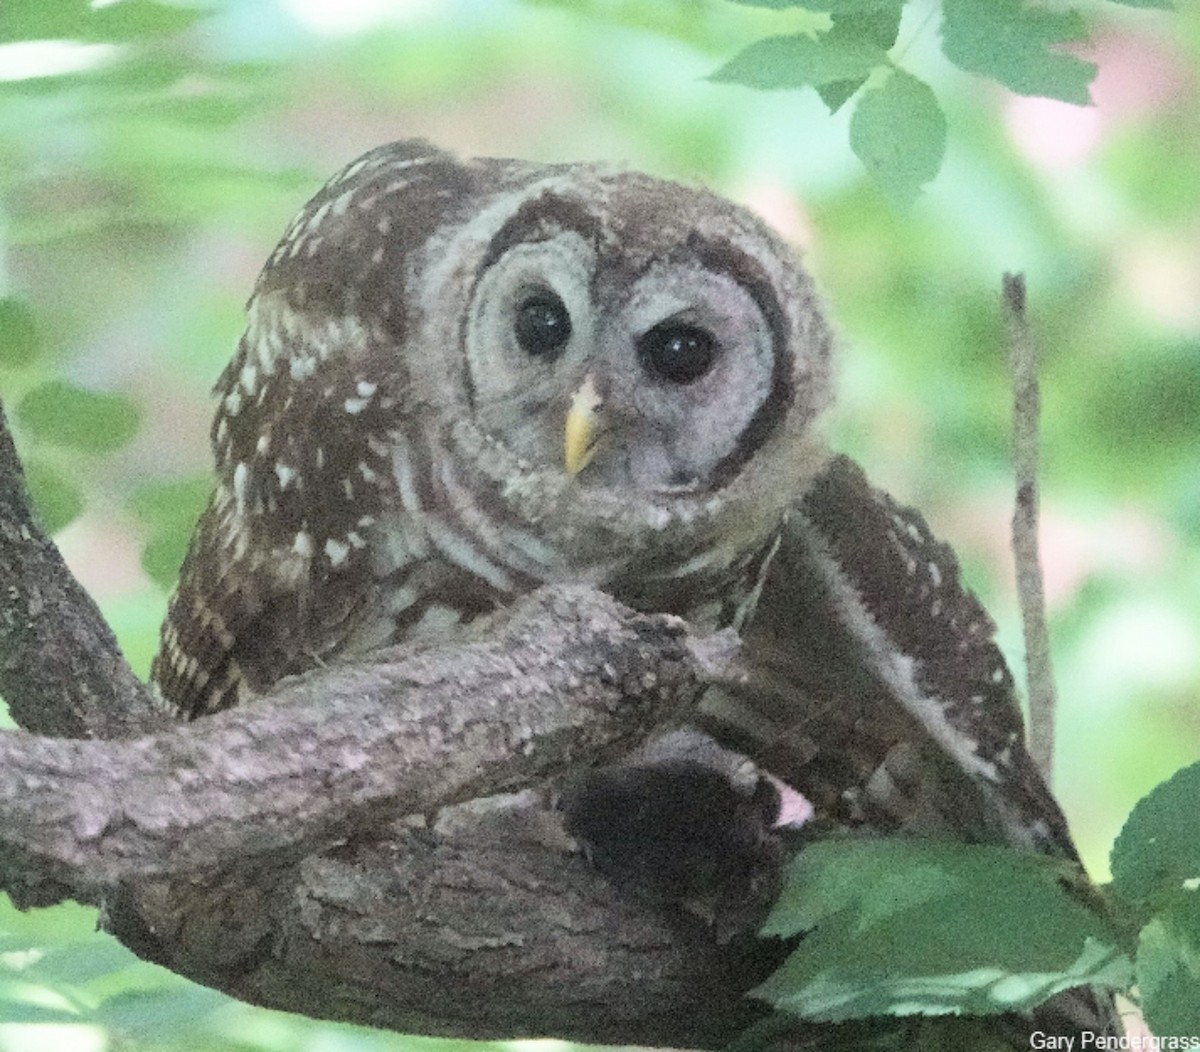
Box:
[0,405,168,740]
[0,587,731,897]
[0,400,777,1047]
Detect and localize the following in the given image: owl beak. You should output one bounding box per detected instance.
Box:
[564,374,604,477]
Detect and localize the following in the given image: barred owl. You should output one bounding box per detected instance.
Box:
[152,140,1117,1039]
[153,138,830,715]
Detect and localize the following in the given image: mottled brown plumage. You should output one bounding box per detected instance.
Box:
[152,139,831,717]
[152,140,1118,1040]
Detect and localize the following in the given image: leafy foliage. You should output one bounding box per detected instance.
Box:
[749,761,1200,1032]
[754,839,1131,1022]
[131,476,213,588]
[941,0,1094,105]
[0,298,42,369]
[848,70,945,209]
[21,459,87,535]
[710,31,888,89]
[17,381,141,453]
[1111,759,1200,907]
[712,0,1176,205]
[1106,761,1200,1033]
[1136,898,1200,1034]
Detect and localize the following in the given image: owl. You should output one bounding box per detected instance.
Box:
[152,138,832,715]
[152,140,1117,1039]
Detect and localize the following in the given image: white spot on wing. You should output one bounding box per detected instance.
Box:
[290,356,317,381]
[293,530,314,558]
[337,157,370,183]
[307,200,333,232]
[232,462,249,511]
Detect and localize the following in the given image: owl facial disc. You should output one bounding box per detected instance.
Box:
[455,173,828,503]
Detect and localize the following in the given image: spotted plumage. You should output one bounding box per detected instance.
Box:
[152,139,832,717]
[152,140,1117,1038]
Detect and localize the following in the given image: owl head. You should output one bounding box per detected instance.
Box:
[236,140,834,611]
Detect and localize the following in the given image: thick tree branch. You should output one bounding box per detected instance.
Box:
[0,397,774,1048]
[0,404,168,739]
[0,586,730,903]
[118,810,779,1046]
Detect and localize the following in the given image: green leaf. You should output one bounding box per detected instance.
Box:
[941,0,1096,105]
[95,985,230,1036]
[817,79,861,113]
[755,839,1132,1022]
[131,477,211,588]
[1111,760,1200,906]
[711,32,887,90]
[1137,896,1200,1034]
[849,70,946,209]
[0,0,201,44]
[0,0,91,43]
[832,7,903,50]
[17,380,141,452]
[818,8,903,112]
[23,459,85,534]
[85,0,205,41]
[33,939,143,986]
[0,999,82,1023]
[0,298,42,368]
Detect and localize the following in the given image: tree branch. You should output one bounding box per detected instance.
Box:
[0,402,169,739]
[1003,273,1057,783]
[0,585,730,903]
[116,811,779,1047]
[0,397,776,1048]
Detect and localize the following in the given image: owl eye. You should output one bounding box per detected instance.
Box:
[514,293,572,360]
[637,323,718,385]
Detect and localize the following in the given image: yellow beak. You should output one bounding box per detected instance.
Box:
[564,374,604,477]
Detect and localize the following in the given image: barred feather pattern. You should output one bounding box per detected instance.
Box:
[151,140,829,717]
[151,139,1118,1038]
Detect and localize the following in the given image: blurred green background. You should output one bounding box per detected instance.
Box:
[0,0,1196,1048]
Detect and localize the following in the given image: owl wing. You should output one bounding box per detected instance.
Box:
[699,453,1125,1035]
[153,141,480,718]
[151,309,409,717]
[699,453,1077,859]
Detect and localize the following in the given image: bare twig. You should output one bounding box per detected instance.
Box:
[1003,273,1056,782]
